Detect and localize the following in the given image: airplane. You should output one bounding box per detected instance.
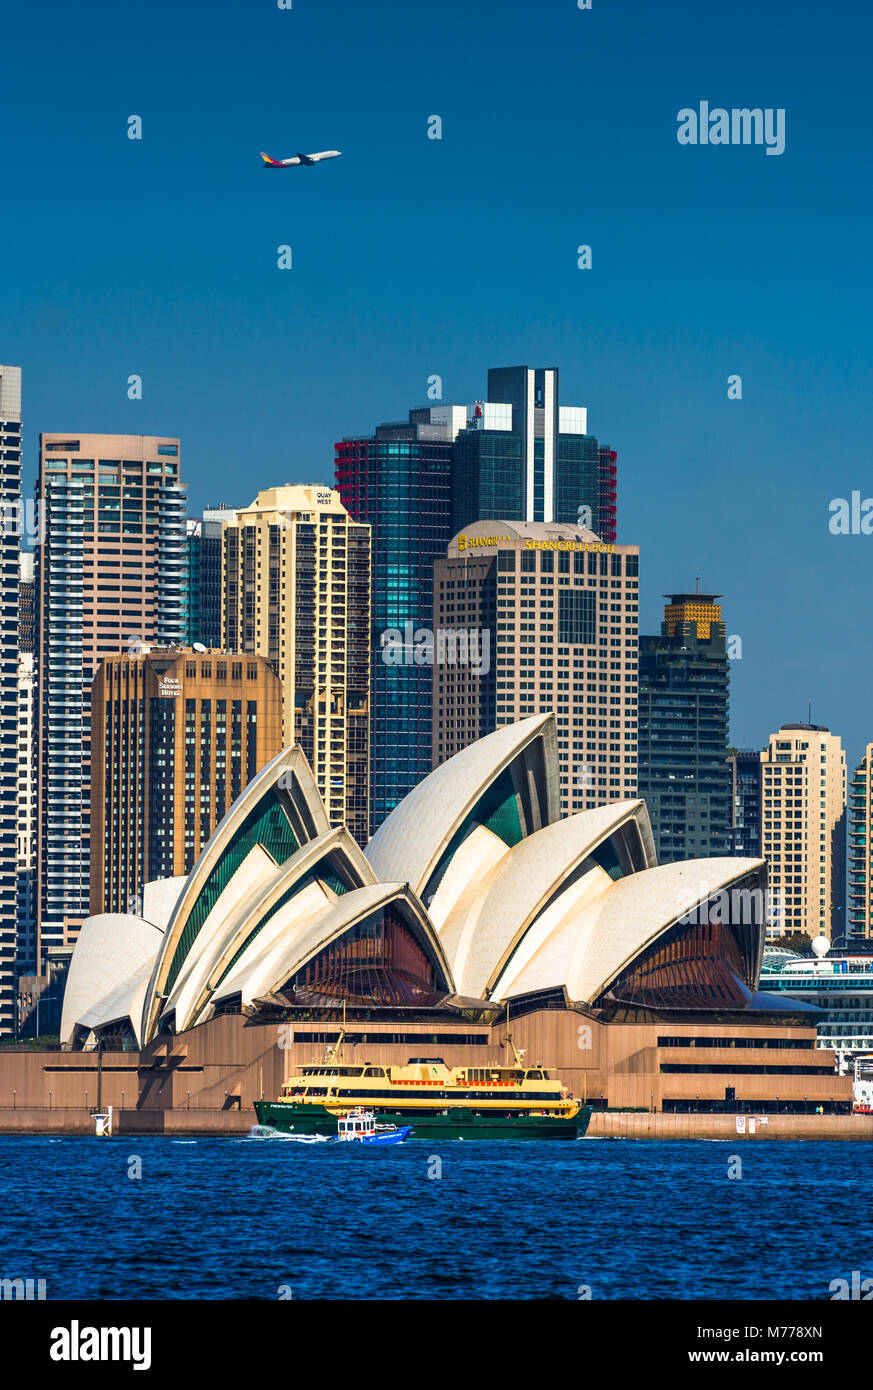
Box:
[259,149,341,168]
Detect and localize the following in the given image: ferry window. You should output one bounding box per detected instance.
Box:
[527,1070,543,1079]
[363,1067,385,1077]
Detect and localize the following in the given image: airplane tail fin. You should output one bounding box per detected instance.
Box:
[260,151,282,167]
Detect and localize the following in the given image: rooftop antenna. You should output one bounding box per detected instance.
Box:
[808,699,812,725]
[695,573,700,594]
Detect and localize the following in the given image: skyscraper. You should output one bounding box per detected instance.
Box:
[848,746,873,940]
[90,646,283,914]
[726,749,763,857]
[222,486,370,843]
[336,407,457,833]
[451,366,618,538]
[35,434,187,958]
[185,519,201,645]
[19,551,35,654]
[336,367,619,833]
[432,522,639,814]
[186,505,238,647]
[637,591,731,862]
[0,367,21,1034]
[16,653,36,970]
[761,724,846,940]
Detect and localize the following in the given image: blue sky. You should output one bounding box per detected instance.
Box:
[3,0,872,761]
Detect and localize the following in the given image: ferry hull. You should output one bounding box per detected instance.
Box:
[253,1100,592,1140]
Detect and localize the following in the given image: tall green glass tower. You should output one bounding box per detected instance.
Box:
[451,366,617,538]
[637,591,731,862]
[336,407,457,836]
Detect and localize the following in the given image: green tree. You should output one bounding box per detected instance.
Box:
[770,931,813,954]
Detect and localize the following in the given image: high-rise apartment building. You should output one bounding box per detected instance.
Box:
[16,653,36,969]
[637,591,731,862]
[90,646,283,914]
[846,745,872,940]
[19,551,35,654]
[451,366,617,538]
[222,486,370,843]
[432,521,639,814]
[186,505,238,647]
[185,519,201,645]
[336,407,456,833]
[727,749,763,857]
[761,724,846,940]
[0,367,22,1034]
[35,434,187,957]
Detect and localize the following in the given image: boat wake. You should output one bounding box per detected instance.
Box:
[248,1124,329,1143]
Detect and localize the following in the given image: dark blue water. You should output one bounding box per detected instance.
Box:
[1,1134,870,1300]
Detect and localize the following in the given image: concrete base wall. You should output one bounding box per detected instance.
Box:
[589,1111,873,1141]
[2,1107,872,1140]
[0,1108,254,1136]
[0,1008,857,1133]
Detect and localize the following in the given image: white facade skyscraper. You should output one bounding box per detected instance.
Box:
[16,652,36,970]
[0,368,22,1034]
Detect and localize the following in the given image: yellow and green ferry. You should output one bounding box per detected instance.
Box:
[254,1033,591,1140]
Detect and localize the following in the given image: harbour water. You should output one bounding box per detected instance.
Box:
[2,1133,870,1300]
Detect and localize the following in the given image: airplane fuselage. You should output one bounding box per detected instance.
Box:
[259,149,341,169]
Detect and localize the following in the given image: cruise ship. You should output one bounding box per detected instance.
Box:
[254,1034,592,1140]
[760,939,873,1068]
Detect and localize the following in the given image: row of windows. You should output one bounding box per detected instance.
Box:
[657,1035,814,1051]
[660,1064,832,1075]
[495,549,638,577]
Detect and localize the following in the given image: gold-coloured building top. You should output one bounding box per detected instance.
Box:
[662,592,723,639]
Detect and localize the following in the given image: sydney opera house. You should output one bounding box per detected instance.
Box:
[51,715,849,1119]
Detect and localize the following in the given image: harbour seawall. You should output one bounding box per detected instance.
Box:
[0,1107,253,1136]
[589,1111,873,1141]
[1,1107,873,1139]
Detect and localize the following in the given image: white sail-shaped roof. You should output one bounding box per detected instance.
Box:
[60,914,164,1047]
[440,801,656,998]
[62,723,771,1051]
[142,745,329,1042]
[164,828,375,1033]
[217,882,455,1010]
[495,858,766,1006]
[365,714,560,898]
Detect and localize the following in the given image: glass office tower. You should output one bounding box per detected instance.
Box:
[336,408,456,836]
[637,591,731,862]
[451,366,618,539]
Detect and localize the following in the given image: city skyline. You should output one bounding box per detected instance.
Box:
[6,0,873,1328]
[3,1,872,768]
[8,376,868,774]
